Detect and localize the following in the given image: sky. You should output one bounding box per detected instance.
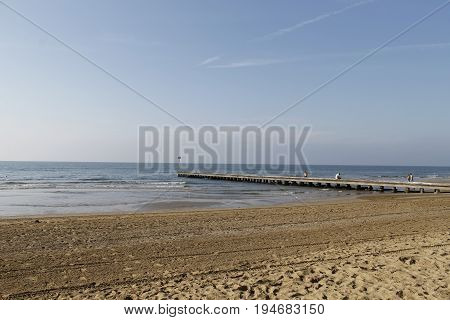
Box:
[0,0,449,165]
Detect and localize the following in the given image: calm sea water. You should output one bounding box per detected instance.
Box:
[0,161,449,217]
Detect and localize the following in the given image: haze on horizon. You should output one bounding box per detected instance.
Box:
[1,0,449,166]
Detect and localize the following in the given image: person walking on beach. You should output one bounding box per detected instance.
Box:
[335,172,342,180]
[303,170,309,178]
[408,173,414,182]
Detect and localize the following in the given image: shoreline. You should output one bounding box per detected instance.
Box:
[0,186,365,219]
[0,192,421,220]
[1,194,449,299]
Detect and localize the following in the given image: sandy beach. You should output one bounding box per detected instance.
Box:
[0,194,449,300]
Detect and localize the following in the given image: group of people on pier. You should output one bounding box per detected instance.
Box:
[301,170,415,183]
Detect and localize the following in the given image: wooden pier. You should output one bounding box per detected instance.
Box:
[177,172,450,193]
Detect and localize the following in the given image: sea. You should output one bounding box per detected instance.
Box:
[0,161,449,217]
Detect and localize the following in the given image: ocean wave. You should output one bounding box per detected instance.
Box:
[0,180,186,190]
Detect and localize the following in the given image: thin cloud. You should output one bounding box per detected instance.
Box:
[198,55,221,66]
[258,0,375,40]
[207,58,287,69]
[206,41,450,70]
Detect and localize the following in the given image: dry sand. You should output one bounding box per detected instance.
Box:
[0,194,449,300]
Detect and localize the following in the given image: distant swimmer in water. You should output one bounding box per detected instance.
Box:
[335,172,342,180]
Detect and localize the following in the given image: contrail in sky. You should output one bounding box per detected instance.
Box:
[259,0,376,40]
[198,55,221,66]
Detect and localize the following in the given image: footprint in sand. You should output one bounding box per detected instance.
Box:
[399,256,417,265]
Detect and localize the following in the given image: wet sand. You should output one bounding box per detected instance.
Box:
[0,194,449,300]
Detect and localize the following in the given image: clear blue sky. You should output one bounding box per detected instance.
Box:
[1,0,449,165]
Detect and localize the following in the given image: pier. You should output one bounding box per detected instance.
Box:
[178,172,450,193]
